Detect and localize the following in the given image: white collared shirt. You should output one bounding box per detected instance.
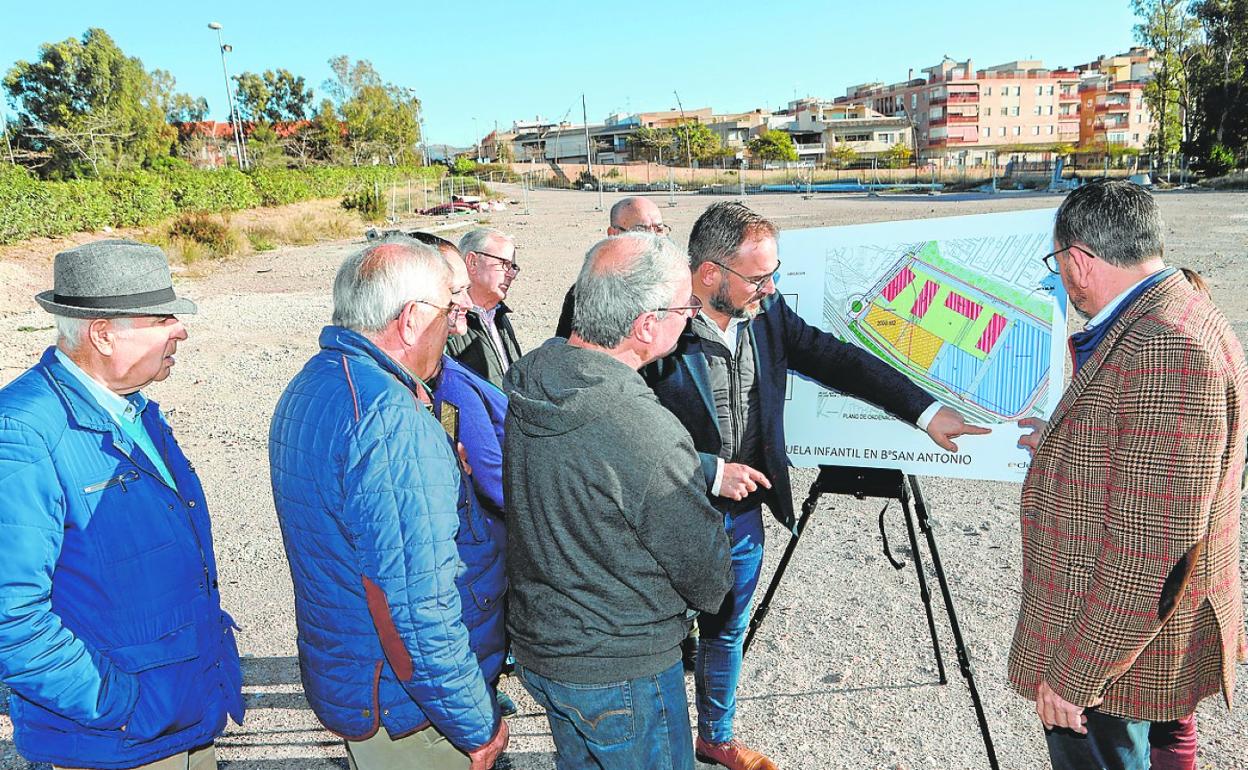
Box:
[475,304,511,374]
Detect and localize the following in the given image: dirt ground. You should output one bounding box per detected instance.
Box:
[2,186,1247,770]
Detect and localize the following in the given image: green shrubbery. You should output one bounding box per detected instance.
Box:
[0,164,445,245]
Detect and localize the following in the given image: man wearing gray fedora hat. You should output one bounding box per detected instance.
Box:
[0,239,244,770]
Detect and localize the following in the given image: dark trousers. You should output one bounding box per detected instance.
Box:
[1045,709,1150,770]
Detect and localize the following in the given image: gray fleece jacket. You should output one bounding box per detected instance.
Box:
[503,339,732,683]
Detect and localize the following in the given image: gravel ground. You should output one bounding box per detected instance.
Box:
[2,186,1247,770]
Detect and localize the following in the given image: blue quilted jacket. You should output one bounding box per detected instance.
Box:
[431,356,508,518]
[0,348,244,769]
[269,327,505,749]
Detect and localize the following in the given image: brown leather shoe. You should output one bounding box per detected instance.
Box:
[695,736,779,770]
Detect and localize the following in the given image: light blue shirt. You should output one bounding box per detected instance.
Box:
[54,348,177,490]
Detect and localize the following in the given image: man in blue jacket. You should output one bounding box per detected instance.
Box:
[0,240,244,770]
[645,202,990,770]
[269,238,509,769]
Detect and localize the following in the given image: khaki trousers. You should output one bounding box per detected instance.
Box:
[55,743,216,770]
[346,725,469,770]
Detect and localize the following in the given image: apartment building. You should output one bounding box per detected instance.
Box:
[778,99,913,163]
[1075,48,1154,151]
[839,57,1086,164]
[706,109,776,155]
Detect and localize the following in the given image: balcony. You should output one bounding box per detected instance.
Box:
[928,135,976,146]
[948,93,979,104]
[928,95,948,106]
[948,113,979,124]
[1059,92,1080,101]
[795,143,826,155]
[1104,100,1130,112]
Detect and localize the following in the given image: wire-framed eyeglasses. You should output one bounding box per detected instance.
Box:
[649,294,703,318]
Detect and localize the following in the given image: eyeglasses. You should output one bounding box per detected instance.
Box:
[475,250,521,276]
[1041,244,1098,275]
[409,231,459,253]
[711,259,782,293]
[625,223,672,236]
[412,299,457,316]
[650,294,703,318]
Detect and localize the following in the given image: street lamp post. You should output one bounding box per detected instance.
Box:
[208,22,247,170]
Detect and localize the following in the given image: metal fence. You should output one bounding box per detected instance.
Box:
[376,175,494,221]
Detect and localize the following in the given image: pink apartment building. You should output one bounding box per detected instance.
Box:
[838,52,1153,164]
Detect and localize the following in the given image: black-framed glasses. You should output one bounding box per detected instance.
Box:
[1041,244,1098,275]
[711,259,781,293]
[650,294,703,318]
[475,250,521,276]
[409,231,459,253]
[625,223,672,236]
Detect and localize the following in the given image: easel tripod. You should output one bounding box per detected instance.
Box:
[742,466,1000,770]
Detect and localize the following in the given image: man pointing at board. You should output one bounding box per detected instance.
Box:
[644,201,989,770]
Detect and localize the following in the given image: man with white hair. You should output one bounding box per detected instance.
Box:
[0,240,244,769]
[504,232,732,769]
[446,228,521,387]
[269,238,509,769]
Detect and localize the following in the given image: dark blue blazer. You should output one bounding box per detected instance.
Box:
[643,293,934,532]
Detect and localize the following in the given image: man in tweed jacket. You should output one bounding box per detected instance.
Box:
[1011,180,1248,769]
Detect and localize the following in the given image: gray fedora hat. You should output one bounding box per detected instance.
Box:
[35,239,197,319]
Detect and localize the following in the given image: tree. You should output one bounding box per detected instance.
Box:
[748,129,798,162]
[322,56,422,166]
[629,125,674,162]
[1132,0,1202,170]
[166,93,209,123]
[883,142,913,169]
[234,69,314,125]
[1189,0,1248,168]
[670,121,722,165]
[827,143,859,169]
[3,28,174,177]
[150,69,209,124]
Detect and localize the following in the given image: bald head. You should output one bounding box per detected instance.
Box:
[607,196,666,236]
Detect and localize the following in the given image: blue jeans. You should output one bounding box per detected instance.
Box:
[518,661,694,770]
[695,506,765,743]
[1045,709,1151,770]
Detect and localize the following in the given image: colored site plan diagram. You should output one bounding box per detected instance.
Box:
[778,209,1066,482]
[830,235,1053,423]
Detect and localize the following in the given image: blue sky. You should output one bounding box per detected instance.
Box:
[1,1,1142,147]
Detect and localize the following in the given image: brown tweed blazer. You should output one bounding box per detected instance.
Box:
[1008,272,1248,722]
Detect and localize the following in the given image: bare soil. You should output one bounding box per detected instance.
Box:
[2,186,1246,770]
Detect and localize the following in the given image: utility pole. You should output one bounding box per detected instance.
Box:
[208,22,247,170]
[0,109,14,165]
[674,90,694,185]
[582,93,603,211]
[419,115,429,166]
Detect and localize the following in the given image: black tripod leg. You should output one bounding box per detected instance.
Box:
[898,485,948,685]
[907,476,1000,770]
[742,482,820,656]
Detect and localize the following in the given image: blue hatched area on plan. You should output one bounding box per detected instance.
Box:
[928,318,1051,416]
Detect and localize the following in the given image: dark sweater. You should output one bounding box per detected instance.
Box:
[502,340,732,683]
